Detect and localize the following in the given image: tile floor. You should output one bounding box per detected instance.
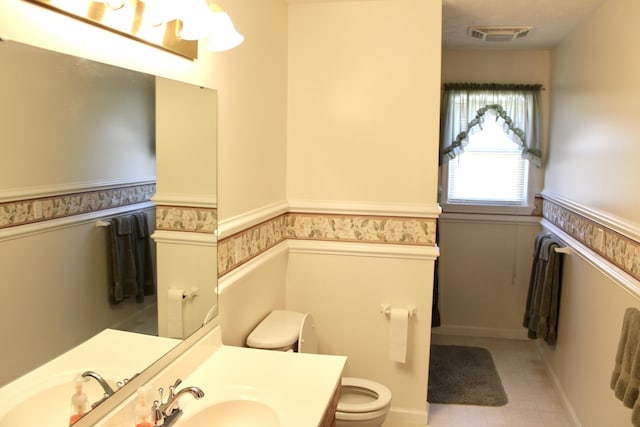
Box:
[383,334,575,427]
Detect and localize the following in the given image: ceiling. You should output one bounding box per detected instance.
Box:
[442,0,608,50]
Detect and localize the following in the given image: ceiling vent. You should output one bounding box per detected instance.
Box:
[467,26,532,42]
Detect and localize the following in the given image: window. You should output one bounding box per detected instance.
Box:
[439,84,542,214]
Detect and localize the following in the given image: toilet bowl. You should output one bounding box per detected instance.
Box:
[246,310,392,427]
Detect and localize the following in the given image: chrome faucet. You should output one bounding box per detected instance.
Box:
[81,370,116,408]
[152,379,205,427]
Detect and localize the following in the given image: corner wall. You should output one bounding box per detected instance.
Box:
[541,0,640,425]
[285,1,442,422]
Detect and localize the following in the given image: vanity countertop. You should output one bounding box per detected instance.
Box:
[177,344,347,426]
[0,329,179,425]
[94,325,347,427]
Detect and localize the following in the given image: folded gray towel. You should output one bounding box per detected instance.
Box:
[109,216,137,303]
[612,307,640,415]
[523,232,563,345]
[133,212,156,302]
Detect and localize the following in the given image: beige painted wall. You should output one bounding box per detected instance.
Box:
[546,0,640,224]
[542,0,640,424]
[285,0,441,421]
[437,218,541,338]
[286,252,434,416]
[541,253,634,426]
[210,0,289,221]
[217,247,288,347]
[287,0,441,205]
[438,50,550,335]
[0,40,156,190]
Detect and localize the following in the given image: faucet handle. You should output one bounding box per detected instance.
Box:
[168,379,182,399]
[152,400,163,426]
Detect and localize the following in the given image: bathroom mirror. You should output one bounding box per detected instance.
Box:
[0,38,217,408]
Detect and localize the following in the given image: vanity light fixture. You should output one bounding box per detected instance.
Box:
[25,0,244,58]
[162,0,245,52]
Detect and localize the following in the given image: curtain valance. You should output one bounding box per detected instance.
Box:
[440,83,543,167]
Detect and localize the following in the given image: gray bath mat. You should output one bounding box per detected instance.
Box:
[427,344,508,406]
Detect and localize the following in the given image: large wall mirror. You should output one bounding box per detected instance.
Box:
[0,38,217,414]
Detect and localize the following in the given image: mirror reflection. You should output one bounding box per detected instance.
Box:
[0,39,218,414]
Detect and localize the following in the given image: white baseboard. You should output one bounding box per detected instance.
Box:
[536,341,582,427]
[432,324,529,340]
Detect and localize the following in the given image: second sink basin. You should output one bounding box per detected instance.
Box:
[179,398,279,427]
[0,369,121,427]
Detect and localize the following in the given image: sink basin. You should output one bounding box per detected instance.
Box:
[0,370,120,427]
[180,399,279,427]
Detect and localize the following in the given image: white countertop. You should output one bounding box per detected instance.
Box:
[0,329,179,426]
[177,345,346,426]
[93,325,347,427]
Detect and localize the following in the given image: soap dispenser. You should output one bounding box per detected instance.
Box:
[134,387,153,427]
[69,375,88,425]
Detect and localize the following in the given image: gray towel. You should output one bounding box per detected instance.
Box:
[133,212,156,302]
[109,216,137,303]
[523,232,564,345]
[611,307,640,422]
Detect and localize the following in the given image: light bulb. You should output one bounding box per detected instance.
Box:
[206,11,244,52]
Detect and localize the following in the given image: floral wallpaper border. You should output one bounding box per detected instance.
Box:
[155,205,217,234]
[0,184,156,229]
[543,199,640,281]
[218,212,437,277]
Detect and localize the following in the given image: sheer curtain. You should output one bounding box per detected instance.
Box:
[440,83,542,167]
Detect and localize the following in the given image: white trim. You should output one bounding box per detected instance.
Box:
[432,324,529,340]
[542,191,640,243]
[151,192,217,209]
[536,341,583,427]
[540,219,640,300]
[286,239,439,260]
[217,242,288,294]
[384,407,428,425]
[440,202,536,216]
[0,177,156,202]
[288,199,442,218]
[440,212,541,225]
[0,202,154,242]
[217,201,289,239]
[151,230,217,246]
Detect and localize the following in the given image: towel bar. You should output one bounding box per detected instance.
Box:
[95,220,111,227]
[554,246,571,254]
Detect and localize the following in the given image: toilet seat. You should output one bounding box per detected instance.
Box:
[337,377,392,414]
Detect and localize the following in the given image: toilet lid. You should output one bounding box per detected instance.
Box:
[246,310,305,349]
[337,377,392,414]
[297,313,318,353]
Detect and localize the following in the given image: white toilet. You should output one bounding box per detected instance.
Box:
[246,310,392,427]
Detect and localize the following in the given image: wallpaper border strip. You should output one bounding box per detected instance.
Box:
[0,183,156,230]
[217,212,438,277]
[542,197,640,281]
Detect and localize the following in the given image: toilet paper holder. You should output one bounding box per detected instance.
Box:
[380,304,416,318]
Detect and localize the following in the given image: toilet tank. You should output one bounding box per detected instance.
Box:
[246,310,305,350]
